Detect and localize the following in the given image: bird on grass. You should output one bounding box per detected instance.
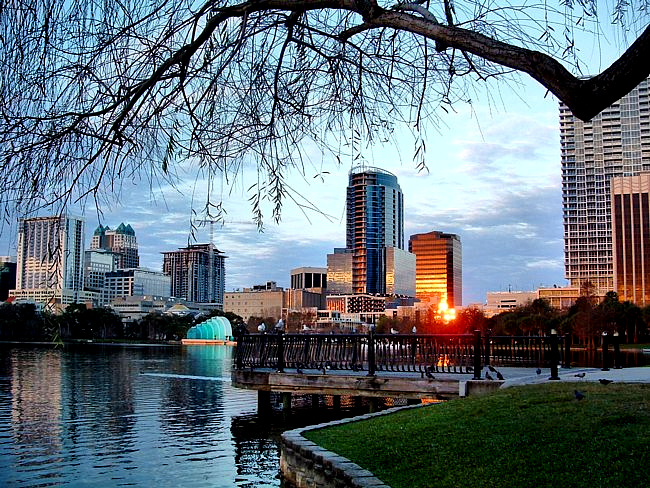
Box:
[574,390,585,401]
[599,378,613,385]
[574,372,586,378]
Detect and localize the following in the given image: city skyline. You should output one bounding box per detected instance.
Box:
[0,78,566,305]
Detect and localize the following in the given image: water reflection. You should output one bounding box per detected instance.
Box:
[0,345,371,488]
[569,348,647,368]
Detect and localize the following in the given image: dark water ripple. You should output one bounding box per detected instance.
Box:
[0,345,287,487]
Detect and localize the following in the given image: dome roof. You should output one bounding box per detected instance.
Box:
[186,316,233,341]
[166,303,191,315]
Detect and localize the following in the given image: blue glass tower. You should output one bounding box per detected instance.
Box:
[346,166,404,294]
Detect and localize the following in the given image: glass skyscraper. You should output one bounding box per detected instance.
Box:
[345,166,406,294]
[408,231,462,307]
[561,76,650,294]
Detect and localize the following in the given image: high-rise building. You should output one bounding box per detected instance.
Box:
[333,166,413,295]
[11,215,85,306]
[91,223,139,269]
[561,76,650,294]
[611,173,650,305]
[162,244,226,306]
[408,231,462,307]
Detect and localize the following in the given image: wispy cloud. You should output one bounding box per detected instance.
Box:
[0,77,567,307]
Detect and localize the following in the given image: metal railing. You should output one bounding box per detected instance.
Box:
[234,330,584,378]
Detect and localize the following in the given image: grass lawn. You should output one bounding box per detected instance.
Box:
[303,383,649,488]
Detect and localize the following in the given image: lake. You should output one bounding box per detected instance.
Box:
[0,344,365,488]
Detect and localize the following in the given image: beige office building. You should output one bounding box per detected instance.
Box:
[224,282,285,321]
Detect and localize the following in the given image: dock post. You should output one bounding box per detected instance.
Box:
[282,392,292,411]
[333,395,341,410]
[258,391,271,414]
[354,396,363,410]
[368,398,378,413]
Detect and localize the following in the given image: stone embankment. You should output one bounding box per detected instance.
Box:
[280,405,427,488]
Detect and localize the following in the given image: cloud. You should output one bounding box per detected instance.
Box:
[406,184,566,305]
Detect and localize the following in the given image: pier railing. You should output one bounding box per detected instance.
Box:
[235,330,578,378]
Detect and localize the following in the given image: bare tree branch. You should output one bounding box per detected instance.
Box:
[0,0,648,223]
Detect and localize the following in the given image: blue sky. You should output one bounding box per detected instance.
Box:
[0,12,639,305]
[0,78,565,305]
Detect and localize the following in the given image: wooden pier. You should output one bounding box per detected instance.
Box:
[230,330,567,410]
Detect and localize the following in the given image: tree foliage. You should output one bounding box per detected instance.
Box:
[1,0,649,223]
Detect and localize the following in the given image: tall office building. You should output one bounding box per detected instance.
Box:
[561,76,650,294]
[162,244,226,306]
[12,215,85,305]
[408,231,462,307]
[91,223,139,269]
[611,173,650,305]
[344,166,410,294]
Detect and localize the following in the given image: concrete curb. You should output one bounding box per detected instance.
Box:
[280,403,432,488]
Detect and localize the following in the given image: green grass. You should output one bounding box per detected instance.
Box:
[304,383,650,488]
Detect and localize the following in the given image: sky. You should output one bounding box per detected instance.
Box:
[0,78,566,305]
[0,8,638,306]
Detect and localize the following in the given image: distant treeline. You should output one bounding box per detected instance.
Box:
[379,292,649,346]
[0,302,246,343]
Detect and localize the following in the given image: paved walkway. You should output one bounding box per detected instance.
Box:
[264,365,650,386]
[497,365,650,387]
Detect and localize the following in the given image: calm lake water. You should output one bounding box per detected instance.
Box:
[0,344,363,488]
